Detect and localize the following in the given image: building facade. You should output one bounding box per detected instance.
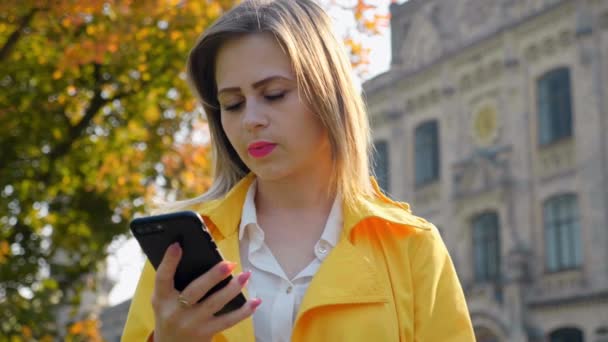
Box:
[363,0,608,341]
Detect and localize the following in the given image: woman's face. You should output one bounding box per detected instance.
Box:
[215,33,331,181]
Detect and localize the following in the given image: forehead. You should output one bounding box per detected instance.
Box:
[214,33,294,88]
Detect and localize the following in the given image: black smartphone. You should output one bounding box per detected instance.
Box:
[129,210,246,316]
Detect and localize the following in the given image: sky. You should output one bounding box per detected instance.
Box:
[106,2,394,306]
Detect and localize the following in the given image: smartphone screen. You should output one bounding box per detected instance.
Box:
[130,210,246,315]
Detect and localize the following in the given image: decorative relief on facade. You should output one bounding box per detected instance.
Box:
[530,269,585,303]
[524,30,574,63]
[459,0,501,41]
[453,146,511,199]
[369,110,402,129]
[399,8,442,72]
[535,138,575,181]
[462,0,495,28]
[458,59,504,94]
[405,86,442,114]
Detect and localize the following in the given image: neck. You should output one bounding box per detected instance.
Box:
[255,162,336,214]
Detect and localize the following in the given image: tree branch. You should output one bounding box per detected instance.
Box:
[49,57,174,161]
[50,64,105,160]
[0,8,39,62]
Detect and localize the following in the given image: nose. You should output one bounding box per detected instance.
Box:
[242,99,268,132]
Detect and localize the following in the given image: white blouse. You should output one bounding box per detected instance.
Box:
[238,180,343,342]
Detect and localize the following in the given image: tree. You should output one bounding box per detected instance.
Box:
[328,0,391,74]
[0,0,388,339]
[0,0,229,338]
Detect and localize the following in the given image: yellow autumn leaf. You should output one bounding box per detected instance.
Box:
[170,31,181,41]
[40,335,54,342]
[21,326,32,338]
[143,104,161,122]
[69,321,84,335]
[52,128,62,140]
[208,2,222,17]
[0,240,10,264]
[140,42,151,52]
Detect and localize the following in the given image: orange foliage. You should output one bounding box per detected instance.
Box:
[67,318,103,342]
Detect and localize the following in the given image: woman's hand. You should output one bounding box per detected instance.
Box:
[151,242,261,342]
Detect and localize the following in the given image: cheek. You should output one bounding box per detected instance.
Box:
[304,112,328,143]
[291,113,330,154]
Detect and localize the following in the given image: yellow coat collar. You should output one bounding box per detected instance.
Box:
[196,173,432,240]
[191,174,432,341]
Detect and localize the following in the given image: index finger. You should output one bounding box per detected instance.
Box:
[154,242,182,297]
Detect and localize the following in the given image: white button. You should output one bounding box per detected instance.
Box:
[316,241,329,255]
[286,285,293,294]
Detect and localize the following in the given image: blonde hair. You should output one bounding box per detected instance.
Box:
[176,0,374,209]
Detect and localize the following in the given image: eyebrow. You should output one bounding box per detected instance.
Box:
[217,76,293,96]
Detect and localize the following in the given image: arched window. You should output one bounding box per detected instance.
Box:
[537,67,573,145]
[549,327,584,342]
[544,194,582,272]
[414,120,440,186]
[372,140,390,192]
[472,212,501,282]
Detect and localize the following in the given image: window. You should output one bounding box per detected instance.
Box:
[472,212,501,282]
[537,67,573,145]
[549,327,584,342]
[414,120,440,186]
[544,194,582,272]
[373,140,390,193]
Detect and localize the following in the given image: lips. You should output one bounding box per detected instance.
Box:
[247,141,277,158]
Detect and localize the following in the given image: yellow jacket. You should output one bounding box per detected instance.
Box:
[122,175,475,341]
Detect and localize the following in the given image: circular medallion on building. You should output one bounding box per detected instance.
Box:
[472,104,499,147]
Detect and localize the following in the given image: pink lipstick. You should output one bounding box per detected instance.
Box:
[247,141,277,158]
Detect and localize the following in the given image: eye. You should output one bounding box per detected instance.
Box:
[222,102,243,112]
[264,91,286,101]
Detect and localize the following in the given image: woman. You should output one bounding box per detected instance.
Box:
[122,0,475,340]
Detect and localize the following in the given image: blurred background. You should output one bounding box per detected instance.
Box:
[1,0,607,341]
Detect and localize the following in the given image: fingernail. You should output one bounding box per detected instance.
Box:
[250,298,262,310]
[220,261,237,273]
[237,271,252,285]
[169,243,181,256]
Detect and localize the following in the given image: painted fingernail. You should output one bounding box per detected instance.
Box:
[237,271,252,285]
[220,261,237,273]
[169,243,181,256]
[250,298,262,310]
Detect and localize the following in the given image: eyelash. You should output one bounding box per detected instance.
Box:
[223,92,286,112]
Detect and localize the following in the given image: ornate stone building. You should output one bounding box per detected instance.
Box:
[363,0,608,341]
